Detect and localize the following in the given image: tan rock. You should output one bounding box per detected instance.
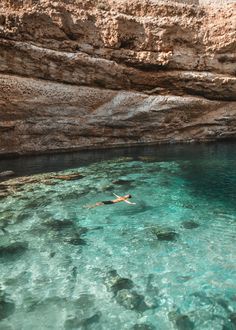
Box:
[0,0,235,155]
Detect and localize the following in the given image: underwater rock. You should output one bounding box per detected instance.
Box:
[74,294,95,311]
[146,274,159,297]
[132,324,156,330]
[0,192,10,199]
[138,156,156,162]
[0,171,15,178]
[175,315,194,330]
[169,312,194,330]
[0,294,15,320]
[0,242,28,259]
[43,219,74,230]
[15,211,34,223]
[64,312,101,329]
[49,173,84,181]
[176,316,194,330]
[151,227,178,241]
[116,289,149,312]
[229,313,236,326]
[0,184,11,198]
[77,227,89,236]
[176,275,192,282]
[64,235,87,246]
[111,277,134,295]
[112,179,134,185]
[215,298,230,312]
[92,226,103,231]
[182,221,200,229]
[191,291,213,305]
[105,270,134,294]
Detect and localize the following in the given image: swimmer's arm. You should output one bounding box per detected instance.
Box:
[113,193,121,198]
[124,200,136,205]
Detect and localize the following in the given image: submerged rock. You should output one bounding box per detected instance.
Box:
[64,312,101,329]
[169,312,194,330]
[0,171,15,178]
[229,313,236,326]
[0,242,28,259]
[77,227,89,236]
[146,274,159,297]
[132,324,156,330]
[0,192,10,199]
[175,315,194,330]
[151,227,178,241]
[105,270,153,312]
[112,179,134,185]
[0,293,15,320]
[48,173,84,181]
[116,289,149,312]
[64,236,87,246]
[182,221,200,229]
[105,270,134,295]
[74,294,95,311]
[215,298,230,312]
[43,219,74,231]
[111,277,134,295]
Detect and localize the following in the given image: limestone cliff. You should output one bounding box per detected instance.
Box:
[0,0,235,156]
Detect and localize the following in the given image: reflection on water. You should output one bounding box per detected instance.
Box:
[0,143,236,329]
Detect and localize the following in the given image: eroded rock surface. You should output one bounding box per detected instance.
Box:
[0,0,235,155]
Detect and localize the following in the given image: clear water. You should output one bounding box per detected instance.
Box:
[0,143,236,330]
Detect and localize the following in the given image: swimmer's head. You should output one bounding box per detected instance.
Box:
[125,194,132,199]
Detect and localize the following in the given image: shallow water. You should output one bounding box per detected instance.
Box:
[0,143,236,330]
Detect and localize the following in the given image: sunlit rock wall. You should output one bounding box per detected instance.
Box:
[0,0,235,155]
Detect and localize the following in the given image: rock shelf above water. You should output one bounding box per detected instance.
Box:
[0,0,235,156]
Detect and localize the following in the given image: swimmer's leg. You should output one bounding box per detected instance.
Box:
[84,202,104,209]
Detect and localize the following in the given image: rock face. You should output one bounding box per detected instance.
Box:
[0,0,235,155]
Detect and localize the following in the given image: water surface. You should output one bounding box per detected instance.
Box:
[0,143,236,329]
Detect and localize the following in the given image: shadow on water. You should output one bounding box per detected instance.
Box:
[180,162,236,209]
[176,146,236,211]
[0,142,236,210]
[0,142,234,176]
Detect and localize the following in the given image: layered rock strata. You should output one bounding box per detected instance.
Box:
[0,0,235,156]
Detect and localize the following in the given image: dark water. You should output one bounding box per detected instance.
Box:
[0,142,236,329]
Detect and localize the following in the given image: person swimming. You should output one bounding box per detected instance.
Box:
[87,193,136,208]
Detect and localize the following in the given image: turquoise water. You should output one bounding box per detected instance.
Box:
[0,144,236,330]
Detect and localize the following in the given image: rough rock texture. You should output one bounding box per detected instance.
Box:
[0,0,235,155]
